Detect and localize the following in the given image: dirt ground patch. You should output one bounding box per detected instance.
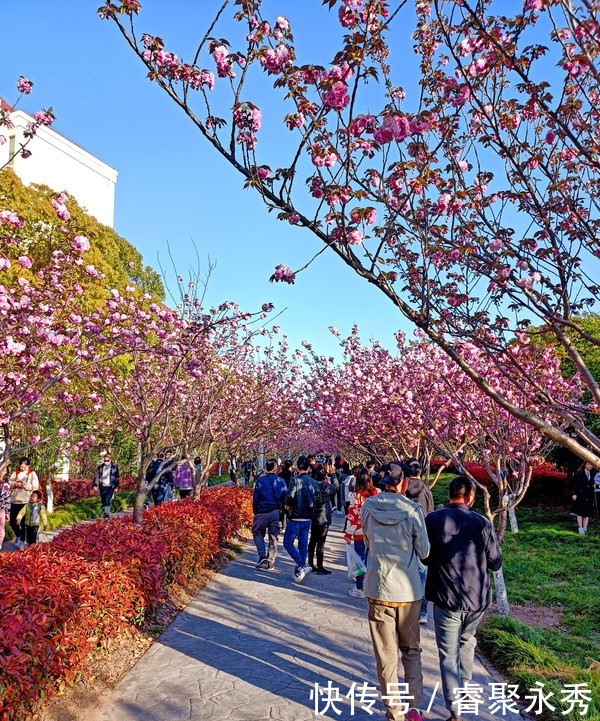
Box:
[37,536,249,721]
[509,604,565,631]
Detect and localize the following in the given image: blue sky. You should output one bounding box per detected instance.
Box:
[1,1,414,360]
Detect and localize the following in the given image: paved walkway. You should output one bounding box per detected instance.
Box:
[91,516,519,721]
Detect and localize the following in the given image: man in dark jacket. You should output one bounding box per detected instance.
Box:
[252,459,287,570]
[404,461,434,625]
[93,452,120,519]
[283,455,319,583]
[424,476,502,721]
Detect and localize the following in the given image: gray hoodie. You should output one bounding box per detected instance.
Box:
[361,492,430,602]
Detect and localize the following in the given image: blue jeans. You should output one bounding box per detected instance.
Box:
[354,539,368,591]
[283,519,311,569]
[99,486,115,516]
[252,509,280,563]
[152,486,166,506]
[418,561,428,616]
[433,606,485,716]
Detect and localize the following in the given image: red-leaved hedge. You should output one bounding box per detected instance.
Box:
[429,459,566,481]
[0,487,252,721]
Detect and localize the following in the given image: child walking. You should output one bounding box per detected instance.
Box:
[16,491,48,547]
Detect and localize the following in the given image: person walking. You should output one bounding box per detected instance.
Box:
[242,459,255,485]
[278,459,293,531]
[361,462,430,721]
[0,468,11,549]
[424,476,502,721]
[9,457,39,548]
[404,461,434,625]
[92,452,120,518]
[283,455,319,583]
[252,459,287,570]
[308,464,338,574]
[150,452,176,506]
[174,458,194,499]
[571,461,596,534]
[344,469,379,598]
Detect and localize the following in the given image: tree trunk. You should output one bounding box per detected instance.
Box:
[46,481,54,514]
[496,508,507,545]
[133,440,152,524]
[194,442,214,499]
[508,503,519,533]
[133,466,147,525]
[493,567,510,616]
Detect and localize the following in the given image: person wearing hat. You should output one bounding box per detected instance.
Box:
[361,462,430,721]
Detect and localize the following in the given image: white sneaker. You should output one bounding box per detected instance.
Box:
[349,588,366,599]
[419,613,428,625]
[302,565,313,579]
[292,567,304,583]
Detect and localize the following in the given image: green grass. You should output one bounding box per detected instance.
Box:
[47,490,136,529]
[431,473,600,719]
[4,490,136,540]
[206,472,231,486]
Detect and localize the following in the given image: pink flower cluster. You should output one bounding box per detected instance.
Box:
[32,110,54,127]
[52,194,70,221]
[233,104,262,132]
[270,264,296,284]
[72,235,90,253]
[311,145,339,167]
[233,104,262,148]
[0,210,25,229]
[212,45,236,79]
[323,81,349,111]
[16,76,33,94]
[142,35,215,91]
[260,45,293,75]
[273,16,291,41]
[373,114,410,144]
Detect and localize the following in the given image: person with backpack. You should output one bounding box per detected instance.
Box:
[308,464,338,574]
[283,455,319,583]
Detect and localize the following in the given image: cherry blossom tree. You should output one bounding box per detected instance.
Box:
[86,284,276,521]
[301,328,582,543]
[0,195,112,474]
[100,0,600,468]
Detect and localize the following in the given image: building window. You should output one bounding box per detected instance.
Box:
[8,134,16,166]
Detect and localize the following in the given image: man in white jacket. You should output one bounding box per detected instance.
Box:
[361,462,430,721]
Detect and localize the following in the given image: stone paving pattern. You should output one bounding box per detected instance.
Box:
[90,515,519,721]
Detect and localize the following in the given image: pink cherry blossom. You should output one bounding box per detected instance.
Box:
[72,235,90,253]
[16,76,33,94]
[270,264,296,284]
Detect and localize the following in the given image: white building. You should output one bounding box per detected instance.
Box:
[0,99,118,228]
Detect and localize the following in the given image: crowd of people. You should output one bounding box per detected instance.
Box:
[0,448,596,719]
[251,454,501,721]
